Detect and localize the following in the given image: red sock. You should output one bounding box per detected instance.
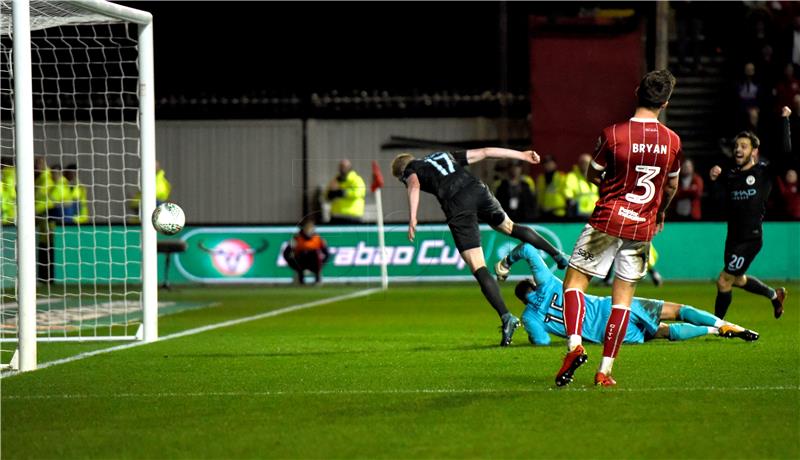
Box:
[563,289,586,337]
[602,305,630,358]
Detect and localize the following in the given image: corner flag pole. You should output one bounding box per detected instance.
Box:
[371,161,388,290]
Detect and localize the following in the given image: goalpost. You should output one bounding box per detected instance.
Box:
[0,0,157,372]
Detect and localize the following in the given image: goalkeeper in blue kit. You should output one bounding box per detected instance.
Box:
[497,243,758,347]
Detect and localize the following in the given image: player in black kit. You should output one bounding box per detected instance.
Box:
[709,106,792,320]
[391,148,569,346]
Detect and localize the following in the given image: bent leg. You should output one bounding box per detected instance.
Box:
[495,216,564,263]
[659,301,682,321]
[652,322,671,339]
[735,274,777,300]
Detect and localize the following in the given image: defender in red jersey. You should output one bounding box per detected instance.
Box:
[555,70,681,387]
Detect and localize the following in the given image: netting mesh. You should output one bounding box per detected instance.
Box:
[1,1,144,341]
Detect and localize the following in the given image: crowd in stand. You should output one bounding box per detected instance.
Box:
[0,156,172,227]
[0,156,171,283]
[727,2,800,219]
[490,141,797,224]
[0,156,89,227]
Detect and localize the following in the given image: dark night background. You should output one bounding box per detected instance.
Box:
[117,1,657,103]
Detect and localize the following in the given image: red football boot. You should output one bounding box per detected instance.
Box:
[555,345,588,387]
[594,372,617,387]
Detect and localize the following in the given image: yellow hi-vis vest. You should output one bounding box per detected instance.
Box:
[648,244,659,270]
[34,169,54,215]
[156,169,171,203]
[1,166,15,224]
[72,183,89,224]
[535,171,568,217]
[330,170,366,219]
[564,166,599,217]
[131,169,172,212]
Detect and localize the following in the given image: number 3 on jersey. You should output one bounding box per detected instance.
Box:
[424,152,455,176]
[625,165,661,204]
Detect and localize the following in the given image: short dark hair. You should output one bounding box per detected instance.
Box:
[734,131,760,149]
[637,70,676,109]
[515,279,535,303]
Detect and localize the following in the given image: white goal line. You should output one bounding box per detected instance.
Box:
[4,385,798,400]
[1,287,381,378]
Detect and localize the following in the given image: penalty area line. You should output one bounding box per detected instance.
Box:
[1,287,381,378]
[4,385,799,400]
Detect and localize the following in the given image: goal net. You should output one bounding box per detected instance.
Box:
[1,0,157,371]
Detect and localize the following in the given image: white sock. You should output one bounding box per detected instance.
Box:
[599,356,614,375]
[568,334,582,351]
[708,327,719,335]
[714,319,725,328]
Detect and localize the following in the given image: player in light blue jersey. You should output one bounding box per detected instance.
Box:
[496,243,758,346]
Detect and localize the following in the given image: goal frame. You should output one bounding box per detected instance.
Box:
[9,0,157,372]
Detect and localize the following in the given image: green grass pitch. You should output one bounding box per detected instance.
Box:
[2,281,799,459]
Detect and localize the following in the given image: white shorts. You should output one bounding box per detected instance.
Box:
[568,224,650,282]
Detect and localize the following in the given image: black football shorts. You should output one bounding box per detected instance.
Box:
[441,182,507,253]
[723,236,763,276]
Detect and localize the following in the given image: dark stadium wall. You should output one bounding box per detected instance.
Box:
[529,17,643,170]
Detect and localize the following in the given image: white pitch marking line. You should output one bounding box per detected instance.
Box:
[4,386,798,400]
[1,288,381,378]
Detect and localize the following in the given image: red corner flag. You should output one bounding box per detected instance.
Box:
[371,160,384,193]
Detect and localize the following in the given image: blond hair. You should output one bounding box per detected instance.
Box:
[391,153,415,178]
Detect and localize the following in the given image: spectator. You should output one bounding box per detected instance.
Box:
[34,156,53,217]
[490,160,511,192]
[34,156,54,283]
[673,0,705,74]
[564,153,599,220]
[535,155,568,220]
[63,164,89,224]
[129,160,171,222]
[0,156,15,224]
[47,164,74,224]
[745,106,761,135]
[326,159,366,224]
[756,45,781,90]
[776,169,800,219]
[745,14,774,64]
[494,161,537,223]
[671,158,704,220]
[776,62,800,111]
[737,63,761,125]
[283,219,330,285]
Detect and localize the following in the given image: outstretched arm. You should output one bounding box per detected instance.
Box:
[466,148,540,165]
[505,243,554,286]
[406,173,420,242]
